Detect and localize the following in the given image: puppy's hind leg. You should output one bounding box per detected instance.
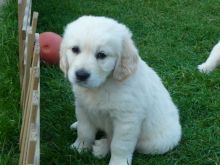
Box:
[136,118,181,155]
[198,41,220,73]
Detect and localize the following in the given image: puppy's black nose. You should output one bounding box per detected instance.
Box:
[75,69,90,81]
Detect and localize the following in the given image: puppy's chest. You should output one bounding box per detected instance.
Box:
[77,88,116,112]
[79,92,113,131]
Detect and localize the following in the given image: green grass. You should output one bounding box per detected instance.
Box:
[0,0,21,165]
[1,0,220,164]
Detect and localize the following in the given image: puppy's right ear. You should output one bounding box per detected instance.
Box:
[59,41,69,77]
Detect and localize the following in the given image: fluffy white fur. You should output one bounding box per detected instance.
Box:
[60,16,181,165]
[198,41,220,73]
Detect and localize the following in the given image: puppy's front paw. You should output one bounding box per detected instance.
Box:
[70,138,91,153]
[109,154,132,165]
[198,63,213,73]
[92,138,109,159]
[70,121,78,130]
[109,158,131,165]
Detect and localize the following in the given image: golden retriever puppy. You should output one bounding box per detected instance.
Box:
[60,16,181,165]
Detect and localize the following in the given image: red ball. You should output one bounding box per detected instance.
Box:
[39,32,62,64]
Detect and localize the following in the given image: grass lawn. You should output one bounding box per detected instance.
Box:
[1,0,220,164]
[0,0,20,165]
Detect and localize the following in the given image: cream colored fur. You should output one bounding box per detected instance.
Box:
[198,41,220,73]
[60,16,181,165]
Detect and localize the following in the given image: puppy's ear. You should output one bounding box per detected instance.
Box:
[59,41,69,77]
[113,35,139,81]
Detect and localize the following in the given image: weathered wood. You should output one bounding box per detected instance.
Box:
[18,1,40,164]
[22,0,31,39]
[31,12,39,40]
[19,67,35,165]
[19,67,40,165]
[20,13,39,110]
[20,27,33,110]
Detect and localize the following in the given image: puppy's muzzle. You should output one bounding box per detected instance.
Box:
[75,69,90,81]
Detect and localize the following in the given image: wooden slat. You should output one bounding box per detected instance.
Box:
[25,68,39,165]
[18,0,27,28]
[22,0,31,39]
[31,90,39,124]
[18,0,28,86]
[32,33,40,68]
[34,104,40,165]
[20,27,32,110]
[19,67,35,165]
[31,12,39,39]
[27,88,39,164]
[27,124,37,164]
[34,84,40,165]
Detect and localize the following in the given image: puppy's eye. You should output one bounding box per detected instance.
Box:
[72,46,80,54]
[96,52,106,59]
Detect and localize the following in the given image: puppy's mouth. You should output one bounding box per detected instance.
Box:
[75,79,89,87]
[75,78,101,89]
[75,79,95,89]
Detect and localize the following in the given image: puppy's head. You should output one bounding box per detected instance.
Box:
[60,16,138,88]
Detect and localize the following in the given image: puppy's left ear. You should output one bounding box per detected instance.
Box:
[113,35,139,81]
[59,41,69,78]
